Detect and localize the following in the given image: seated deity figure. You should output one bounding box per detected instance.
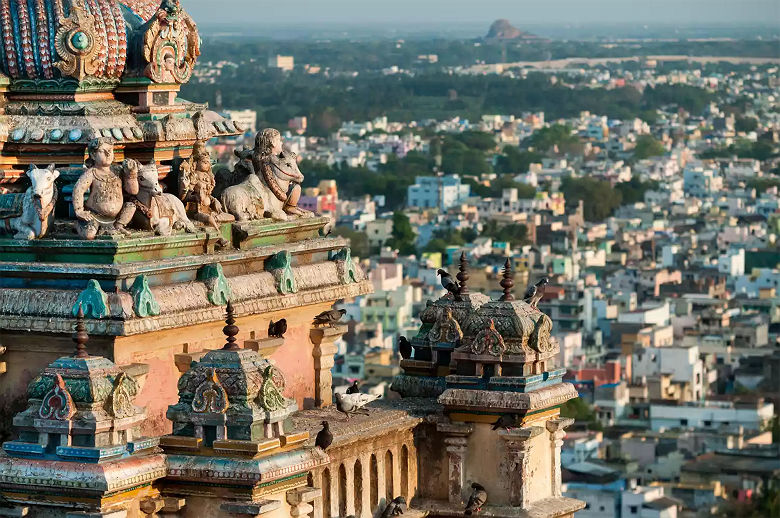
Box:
[252,128,313,219]
[179,140,234,245]
[72,138,137,240]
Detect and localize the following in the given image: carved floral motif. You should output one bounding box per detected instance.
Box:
[192,368,229,413]
[108,372,134,419]
[471,319,507,356]
[142,1,200,84]
[53,3,100,81]
[428,308,463,344]
[39,374,76,420]
[258,366,286,411]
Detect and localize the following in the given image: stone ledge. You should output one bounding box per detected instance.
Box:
[412,496,585,517]
[438,382,578,414]
[220,500,281,516]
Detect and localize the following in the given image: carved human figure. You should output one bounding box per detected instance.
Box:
[252,128,313,220]
[180,140,234,237]
[71,138,137,239]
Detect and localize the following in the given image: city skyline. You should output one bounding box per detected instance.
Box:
[186,0,780,28]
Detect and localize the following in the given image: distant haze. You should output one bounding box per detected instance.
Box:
[186,0,779,29]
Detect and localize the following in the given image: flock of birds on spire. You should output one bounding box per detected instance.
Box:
[285,266,548,515]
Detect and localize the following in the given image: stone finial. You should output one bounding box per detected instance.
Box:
[222,301,240,350]
[73,304,89,358]
[500,258,515,301]
[457,252,469,296]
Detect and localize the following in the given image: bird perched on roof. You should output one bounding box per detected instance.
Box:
[268,318,287,338]
[491,414,516,431]
[399,335,412,360]
[381,496,407,517]
[313,308,347,327]
[335,391,380,419]
[346,380,360,394]
[523,277,549,308]
[437,269,460,297]
[465,483,487,515]
[315,421,333,451]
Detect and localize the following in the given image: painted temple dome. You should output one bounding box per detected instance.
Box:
[4,309,154,461]
[0,0,198,84]
[167,303,298,444]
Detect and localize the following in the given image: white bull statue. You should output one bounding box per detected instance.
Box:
[0,164,59,240]
[131,161,196,236]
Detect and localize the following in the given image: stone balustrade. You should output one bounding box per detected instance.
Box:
[292,403,422,518]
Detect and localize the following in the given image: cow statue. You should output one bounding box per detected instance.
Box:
[0,164,59,240]
[131,161,196,236]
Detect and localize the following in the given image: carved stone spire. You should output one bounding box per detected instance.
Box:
[222,301,240,350]
[500,258,515,301]
[457,252,469,296]
[73,304,89,358]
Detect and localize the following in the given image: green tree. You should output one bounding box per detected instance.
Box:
[560,397,603,431]
[561,176,622,222]
[495,146,542,175]
[331,227,370,258]
[735,115,758,133]
[528,124,581,153]
[615,176,660,205]
[386,212,417,255]
[633,134,666,159]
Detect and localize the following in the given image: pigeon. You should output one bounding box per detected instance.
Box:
[465,483,487,515]
[399,335,412,360]
[346,380,360,394]
[335,391,380,419]
[437,269,460,297]
[268,318,287,338]
[492,414,516,431]
[381,496,407,517]
[313,309,347,327]
[315,421,333,451]
[523,277,549,308]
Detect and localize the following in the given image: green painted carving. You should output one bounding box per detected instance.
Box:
[198,263,232,305]
[130,275,160,317]
[258,366,286,411]
[72,279,110,319]
[330,247,358,284]
[265,250,296,294]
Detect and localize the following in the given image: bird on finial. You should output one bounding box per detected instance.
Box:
[457,251,470,297]
[222,301,240,350]
[499,259,514,301]
[73,303,89,358]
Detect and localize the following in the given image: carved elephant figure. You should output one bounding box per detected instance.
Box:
[220,174,266,221]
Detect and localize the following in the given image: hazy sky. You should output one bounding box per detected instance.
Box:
[185,0,780,27]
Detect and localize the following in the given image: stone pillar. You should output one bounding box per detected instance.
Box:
[391,445,402,498]
[437,421,473,505]
[376,451,387,509]
[546,417,574,498]
[287,487,321,518]
[310,325,347,408]
[499,426,544,509]
[345,460,356,516]
[359,453,372,518]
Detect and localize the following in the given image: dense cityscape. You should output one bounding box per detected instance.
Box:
[197,19,780,518]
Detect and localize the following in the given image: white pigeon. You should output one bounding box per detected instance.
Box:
[335,392,380,418]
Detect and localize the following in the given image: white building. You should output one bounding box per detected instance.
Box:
[407,175,470,211]
[683,163,722,198]
[649,399,774,432]
[268,54,294,71]
[632,345,704,401]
